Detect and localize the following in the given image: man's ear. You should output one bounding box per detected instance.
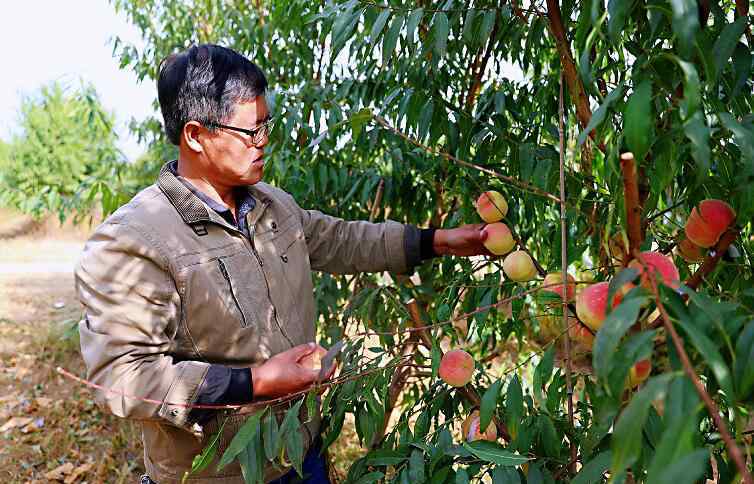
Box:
[182,121,205,153]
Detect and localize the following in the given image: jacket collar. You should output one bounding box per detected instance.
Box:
[157,161,272,232]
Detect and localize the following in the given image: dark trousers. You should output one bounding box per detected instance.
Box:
[140,438,330,484]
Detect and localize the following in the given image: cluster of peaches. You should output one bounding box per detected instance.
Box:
[433,196,736,443]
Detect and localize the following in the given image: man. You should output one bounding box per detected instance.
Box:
[75,44,489,483]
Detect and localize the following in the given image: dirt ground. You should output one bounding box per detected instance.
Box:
[0,208,362,483]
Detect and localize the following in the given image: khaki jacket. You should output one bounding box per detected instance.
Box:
[75,163,413,483]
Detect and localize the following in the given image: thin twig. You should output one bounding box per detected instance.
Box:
[558,72,578,477]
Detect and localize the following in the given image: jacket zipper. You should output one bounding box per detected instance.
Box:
[217,258,249,328]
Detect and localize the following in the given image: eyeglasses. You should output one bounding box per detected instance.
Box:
[210,116,274,147]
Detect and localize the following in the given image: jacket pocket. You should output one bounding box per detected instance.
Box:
[217,258,254,329]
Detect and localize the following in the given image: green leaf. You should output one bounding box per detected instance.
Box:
[578,82,625,145]
[462,441,530,466]
[532,346,555,402]
[349,107,373,139]
[370,9,391,45]
[408,449,425,482]
[189,418,226,476]
[506,375,523,423]
[331,7,362,60]
[405,8,424,46]
[354,472,385,484]
[734,322,754,400]
[676,317,734,400]
[492,467,522,484]
[669,0,699,59]
[572,451,611,484]
[455,468,470,484]
[719,113,754,164]
[479,379,502,432]
[712,17,748,80]
[624,80,654,161]
[478,10,496,47]
[382,15,404,65]
[285,424,304,477]
[611,374,674,475]
[683,112,711,175]
[732,42,752,96]
[366,449,408,467]
[217,410,263,470]
[433,12,450,57]
[592,297,647,383]
[608,0,637,41]
[649,449,709,484]
[607,268,639,311]
[675,57,701,120]
[262,410,280,462]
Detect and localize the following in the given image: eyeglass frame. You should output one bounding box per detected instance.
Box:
[208,116,274,147]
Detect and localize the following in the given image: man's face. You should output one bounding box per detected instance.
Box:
[200,96,270,187]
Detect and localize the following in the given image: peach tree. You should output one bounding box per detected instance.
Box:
[104,0,754,482]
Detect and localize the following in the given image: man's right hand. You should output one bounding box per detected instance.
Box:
[251,343,335,399]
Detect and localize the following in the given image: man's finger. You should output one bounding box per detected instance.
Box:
[291,342,317,360]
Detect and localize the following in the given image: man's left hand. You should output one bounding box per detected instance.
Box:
[433,224,492,257]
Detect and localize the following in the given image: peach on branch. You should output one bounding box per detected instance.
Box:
[684,199,736,248]
[481,222,515,255]
[503,250,537,282]
[628,251,680,290]
[676,237,705,263]
[439,349,475,387]
[625,358,652,388]
[476,190,508,223]
[575,281,630,331]
[462,410,498,442]
[542,273,576,302]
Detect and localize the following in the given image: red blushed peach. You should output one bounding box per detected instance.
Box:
[575,281,630,331]
[503,250,537,282]
[482,222,515,255]
[684,199,736,248]
[476,190,508,223]
[461,410,497,442]
[677,237,705,263]
[628,251,680,290]
[439,349,475,387]
[625,358,652,388]
[542,273,576,302]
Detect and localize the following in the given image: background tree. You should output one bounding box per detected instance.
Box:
[0,81,133,220]
[75,0,754,482]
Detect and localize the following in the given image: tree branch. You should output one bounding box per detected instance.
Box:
[620,152,643,259]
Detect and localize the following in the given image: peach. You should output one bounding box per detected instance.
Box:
[628,251,680,289]
[677,237,705,263]
[461,410,497,442]
[476,190,508,223]
[542,273,576,302]
[439,349,475,387]
[625,358,651,388]
[482,222,515,255]
[503,251,537,282]
[684,199,736,248]
[575,281,630,331]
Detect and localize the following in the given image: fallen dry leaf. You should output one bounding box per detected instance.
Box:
[35,397,53,408]
[44,462,74,481]
[64,462,93,483]
[0,392,19,404]
[0,416,33,432]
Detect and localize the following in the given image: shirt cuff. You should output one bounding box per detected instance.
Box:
[419,228,437,260]
[189,365,252,424]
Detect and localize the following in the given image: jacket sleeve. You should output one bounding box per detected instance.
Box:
[74,220,210,431]
[295,203,419,275]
